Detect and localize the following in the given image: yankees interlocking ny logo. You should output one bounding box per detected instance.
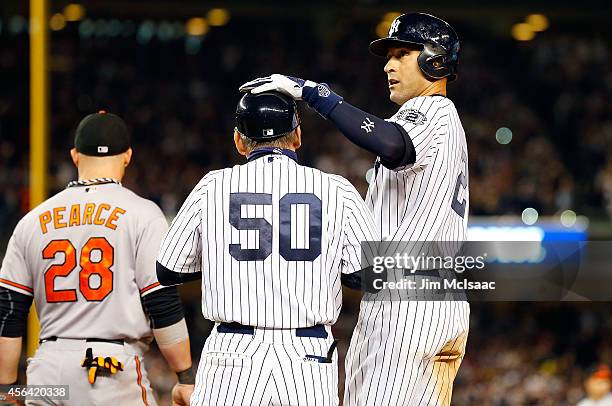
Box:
[361,117,375,133]
[389,19,400,36]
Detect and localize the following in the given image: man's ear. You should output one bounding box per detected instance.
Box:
[123,148,133,167]
[293,126,302,151]
[234,130,248,157]
[70,148,79,167]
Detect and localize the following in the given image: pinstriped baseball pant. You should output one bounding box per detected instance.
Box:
[190,323,339,406]
[344,300,469,406]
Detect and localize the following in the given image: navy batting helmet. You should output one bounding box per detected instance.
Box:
[235,92,300,140]
[369,13,460,81]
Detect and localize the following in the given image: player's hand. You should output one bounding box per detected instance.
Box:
[171,383,194,406]
[239,74,316,100]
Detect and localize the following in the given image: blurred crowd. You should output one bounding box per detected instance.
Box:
[1,13,611,406]
[1,17,611,245]
[454,303,612,405]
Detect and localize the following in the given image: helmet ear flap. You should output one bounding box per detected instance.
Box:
[417,43,451,80]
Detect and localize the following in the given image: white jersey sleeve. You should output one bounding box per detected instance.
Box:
[157,177,208,274]
[135,210,169,296]
[0,219,33,296]
[387,95,451,171]
[338,180,378,274]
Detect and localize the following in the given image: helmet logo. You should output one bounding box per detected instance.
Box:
[389,18,400,36]
[263,129,274,136]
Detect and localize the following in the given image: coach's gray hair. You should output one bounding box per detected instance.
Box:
[239,130,298,153]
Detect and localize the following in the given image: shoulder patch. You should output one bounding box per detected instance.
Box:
[396,109,427,125]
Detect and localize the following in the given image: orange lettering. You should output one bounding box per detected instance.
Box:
[83,203,96,225]
[53,207,67,229]
[69,204,81,227]
[94,204,110,225]
[39,211,52,234]
[105,207,126,230]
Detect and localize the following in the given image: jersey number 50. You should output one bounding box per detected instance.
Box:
[229,192,322,262]
[43,237,114,303]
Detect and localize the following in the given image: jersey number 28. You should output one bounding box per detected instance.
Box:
[229,192,322,262]
[43,237,114,303]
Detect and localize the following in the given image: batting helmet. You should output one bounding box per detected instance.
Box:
[369,13,460,81]
[235,92,300,140]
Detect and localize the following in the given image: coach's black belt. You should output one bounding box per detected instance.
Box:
[39,336,124,345]
[217,322,328,339]
[402,269,447,277]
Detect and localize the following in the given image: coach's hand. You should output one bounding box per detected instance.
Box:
[240,74,343,119]
[239,74,312,100]
[171,383,194,405]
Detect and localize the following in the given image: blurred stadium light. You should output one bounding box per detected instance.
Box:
[63,3,85,22]
[49,12,66,31]
[522,208,539,225]
[185,16,208,36]
[206,8,230,26]
[511,22,535,41]
[526,13,549,31]
[376,11,401,38]
[495,127,512,145]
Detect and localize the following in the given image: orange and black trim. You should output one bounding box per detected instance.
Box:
[139,282,161,295]
[134,355,149,406]
[0,278,34,295]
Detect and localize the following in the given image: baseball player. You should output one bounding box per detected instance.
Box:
[577,365,612,406]
[156,91,379,406]
[241,12,470,406]
[0,112,195,405]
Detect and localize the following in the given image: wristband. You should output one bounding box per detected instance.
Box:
[176,367,195,385]
[302,83,343,119]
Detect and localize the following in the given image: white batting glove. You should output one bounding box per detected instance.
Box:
[239,74,318,100]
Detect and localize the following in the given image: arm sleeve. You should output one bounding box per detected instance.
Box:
[140,286,185,329]
[156,261,202,286]
[327,101,416,169]
[157,181,205,275]
[0,222,33,297]
[0,287,33,337]
[135,213,169,296]
[339,183,379,275]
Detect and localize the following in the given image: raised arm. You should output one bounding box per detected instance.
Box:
[240,74,416,169]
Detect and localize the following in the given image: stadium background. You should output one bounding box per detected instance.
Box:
[1,0,611,404]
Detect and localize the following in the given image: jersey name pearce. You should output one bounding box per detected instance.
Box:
[38,203,126,234]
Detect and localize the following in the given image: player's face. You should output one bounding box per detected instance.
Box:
[384,46,429,105]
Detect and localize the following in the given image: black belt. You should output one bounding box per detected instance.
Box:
[218,322,328,339]
[39,336,124,345]
[402,269,448,277]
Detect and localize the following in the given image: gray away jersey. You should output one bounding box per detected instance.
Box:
[158,154,378,329]
[367,95,469,253]
[0,182,168,340]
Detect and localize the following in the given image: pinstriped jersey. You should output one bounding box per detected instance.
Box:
[0,182,168,340]
[367,95,469,254]
[157,152,378,329]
